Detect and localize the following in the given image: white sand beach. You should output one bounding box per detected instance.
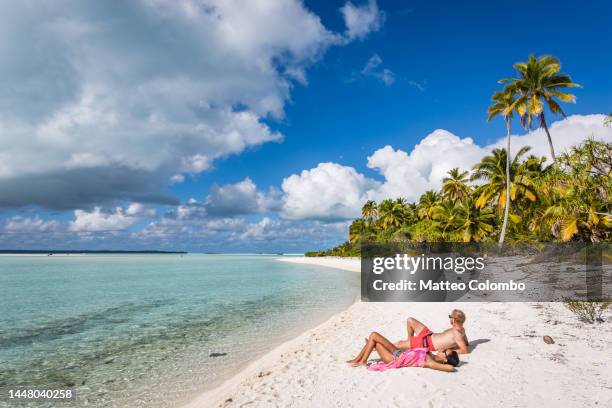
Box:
[276,256,361,273]
[184,257,612,408]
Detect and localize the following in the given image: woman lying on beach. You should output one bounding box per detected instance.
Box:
[347,331,459,372]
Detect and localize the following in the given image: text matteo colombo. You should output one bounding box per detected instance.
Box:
[370,254,526,292]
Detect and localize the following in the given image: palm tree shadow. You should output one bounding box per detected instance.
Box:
[468,338,491,352]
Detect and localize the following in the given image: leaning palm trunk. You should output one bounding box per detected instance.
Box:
[539,112,556,163]
[499,118,512,247]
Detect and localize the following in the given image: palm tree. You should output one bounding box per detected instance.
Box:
[403,202,419,225]
[500,55,580,163]
[417,190,439,220]
[454,196,496,242]
[361,200,378,223]
[471,147,538,224]
[487,88,520,247]
[533,140,612,242]
[441,168,470,200]
[378,199,404,229]
[349,219,366,243]
[394,197,408,206]
[432,199,460,239]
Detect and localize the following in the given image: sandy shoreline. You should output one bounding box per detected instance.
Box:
[276,256,361,273]
[183,256,612,408]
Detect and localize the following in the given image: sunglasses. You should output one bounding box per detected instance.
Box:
[448,315,455,320]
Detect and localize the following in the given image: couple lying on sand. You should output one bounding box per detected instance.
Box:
[347,309,468,372]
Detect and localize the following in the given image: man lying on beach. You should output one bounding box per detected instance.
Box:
[346,331,459,372]
[394,309,469,354]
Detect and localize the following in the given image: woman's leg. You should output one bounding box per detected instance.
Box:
[423,353,455,372]
[346,338,369,363]
[352,332,397,367]
[374,343,395,363]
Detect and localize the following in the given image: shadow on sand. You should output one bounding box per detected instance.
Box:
[468,338,490,352]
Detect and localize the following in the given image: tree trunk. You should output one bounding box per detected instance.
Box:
[499,118,511,248]
[540,112,556,163]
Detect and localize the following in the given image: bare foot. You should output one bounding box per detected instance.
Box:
[351,361,366,367]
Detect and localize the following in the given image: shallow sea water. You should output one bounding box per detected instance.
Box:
[0,254,359,407]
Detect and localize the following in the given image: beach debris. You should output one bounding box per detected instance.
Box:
[209,352,227,357]
[543,335,555,344]
[258,371,271,378]
[104,357,115,364]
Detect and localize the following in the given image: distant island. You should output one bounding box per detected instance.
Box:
[0,250,188,254]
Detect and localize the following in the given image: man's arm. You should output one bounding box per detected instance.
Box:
[454,330,469,354]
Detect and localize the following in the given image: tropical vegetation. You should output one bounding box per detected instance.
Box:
[307,55,610,257]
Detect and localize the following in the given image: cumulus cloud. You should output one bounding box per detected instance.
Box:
[490,114,610,159]
[239,217,349,242]
[203,178,281,216]
[280,114,612,220]
[367,129,488,201]
[0,0,378,210]
[130,210,347,251]
[3,216,60,233]
[340,0,384,40]
[70,203,155,232]
[281,162,379,220]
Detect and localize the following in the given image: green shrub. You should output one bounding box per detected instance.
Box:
[563,299,610,323]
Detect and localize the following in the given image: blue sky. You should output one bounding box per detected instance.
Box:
[181,0,612,196]
[1,0,611,252]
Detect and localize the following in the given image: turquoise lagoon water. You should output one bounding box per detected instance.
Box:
[0,254,359,407]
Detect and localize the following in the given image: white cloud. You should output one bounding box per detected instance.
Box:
[491,114,611,159]
[367,129,488,201]
[4,216,60,233]
[0,0,379,210]
[239,217,349,242]
[203,177,281,216]
[340,0,384,40]
[126,202,156,217]
[70,203,155,232]
[281,162,379,220]
[280,114,612,220]
[361,54,395,85]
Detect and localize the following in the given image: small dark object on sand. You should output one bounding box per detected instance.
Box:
[209,352,228,357]
[543,335,554,344]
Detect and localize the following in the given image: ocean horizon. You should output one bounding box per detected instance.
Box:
[0,254,359,407]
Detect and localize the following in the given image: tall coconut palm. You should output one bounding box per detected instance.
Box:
[361,200,378,223]
[471,147,538,226]
[441,168,470,200]
[501,55,581,163]
[487,88,520,247]
[417,190,439,220]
